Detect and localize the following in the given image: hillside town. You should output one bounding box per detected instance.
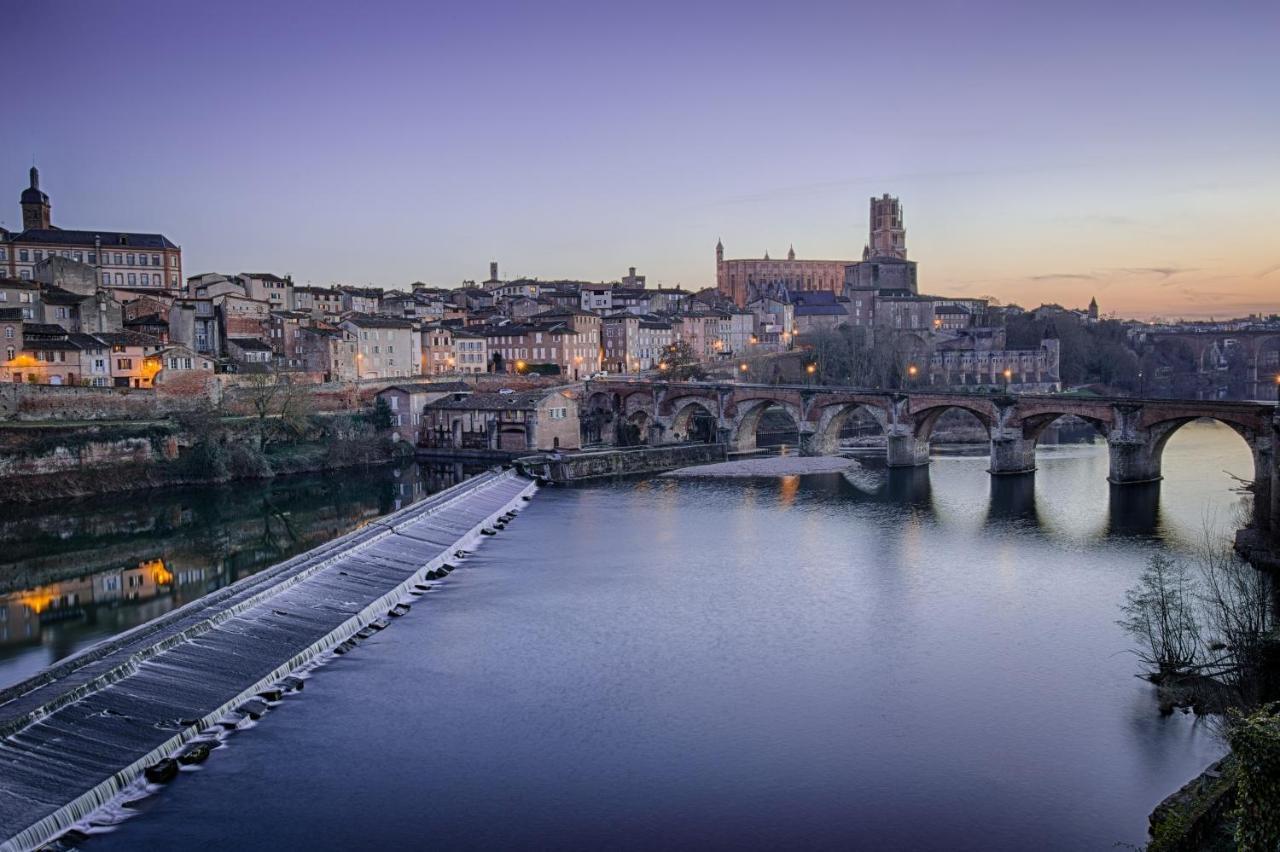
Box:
[3,168,1279,446]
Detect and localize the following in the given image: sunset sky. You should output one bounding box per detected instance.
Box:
[3,0,1276,319]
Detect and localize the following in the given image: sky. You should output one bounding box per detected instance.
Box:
[3,0,1277,319]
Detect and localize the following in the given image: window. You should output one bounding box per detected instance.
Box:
[126,253,135,265]
[152,254,161,266]
[114,273,123,285]
[0,249,5,260]
[34,251,43,262]
[88,253,96,264]
[4,348,11,361]
[73,251,82,262]
[127,273,136,286]
[114,253,122,264]
[139,255,148,266]
[19,250,29,262]
[117,358,132,370]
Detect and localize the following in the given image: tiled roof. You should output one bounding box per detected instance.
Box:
[94,331,164,347]
[380,381,471,395]
[342,313,414,329]
[227,337,274,352]
[425,389,563,412]
[8,228,177,249]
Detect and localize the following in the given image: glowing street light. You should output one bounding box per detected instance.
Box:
[739,362,749,372]
[806,363,816,375]
[907,364,918,377]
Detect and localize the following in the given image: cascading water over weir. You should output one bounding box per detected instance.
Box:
[0,470,537,851]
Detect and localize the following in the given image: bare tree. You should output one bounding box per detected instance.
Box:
[1119,553,1203,680]
[241,369,315,449]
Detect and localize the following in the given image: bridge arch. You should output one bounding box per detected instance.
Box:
[670,398,719,444]
[809,401,891,455]
[730,398,804,453]
[910,403,994,443]
[1112,415,1272,531]
[620,410,652,446]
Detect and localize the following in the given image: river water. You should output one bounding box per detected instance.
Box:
[17,422,1263,849]
[0,461,481,690]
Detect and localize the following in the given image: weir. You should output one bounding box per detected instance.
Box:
[0,469,536,852]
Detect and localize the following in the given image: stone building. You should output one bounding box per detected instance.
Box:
[421,388,580,452]
[341,314,419,379]
[240,273,293,309]
[1,168,182,288]
[452,328,488,374]
[297,326,357,381]
[927,336,1061,392]
[374,381,472,442]
[716,240,851,307]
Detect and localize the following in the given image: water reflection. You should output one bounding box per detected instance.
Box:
[0,461,484,688]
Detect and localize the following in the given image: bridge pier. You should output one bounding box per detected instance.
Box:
[886,431,929,467]
[989,431,1036,476]
[1107,439,1163,484]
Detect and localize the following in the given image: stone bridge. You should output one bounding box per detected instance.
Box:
[580,379,1280,537]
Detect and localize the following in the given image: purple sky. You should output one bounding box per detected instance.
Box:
[4,0,1277,317]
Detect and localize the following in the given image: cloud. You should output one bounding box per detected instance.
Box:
[1030,273,1097,281]
[1257,263,1280,278]
[1117,266,1197,280]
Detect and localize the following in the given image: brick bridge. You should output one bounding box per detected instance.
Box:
[581,379,1279,536]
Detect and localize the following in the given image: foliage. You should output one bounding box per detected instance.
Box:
[804,326,917,388]
[370,397,394,430]
[240,369,315,449]
[1228,704,1280,852]
[659,340,708,381]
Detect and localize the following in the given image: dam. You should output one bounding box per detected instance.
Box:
[0,469,535,852]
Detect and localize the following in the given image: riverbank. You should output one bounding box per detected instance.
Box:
[664,454,859,477]
[0,413,406,505]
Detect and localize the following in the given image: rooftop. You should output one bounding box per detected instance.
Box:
[426,389,566,412]
[7,228,178,250]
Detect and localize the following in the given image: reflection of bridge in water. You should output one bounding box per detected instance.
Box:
[582,379,1278,541]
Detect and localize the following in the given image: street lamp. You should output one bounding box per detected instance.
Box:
[805,362,816,385]
[907,364,918,387]
[1003,367,1013,390]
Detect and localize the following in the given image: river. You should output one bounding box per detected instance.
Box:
[6,421,1261,849]
[0,461,483,690]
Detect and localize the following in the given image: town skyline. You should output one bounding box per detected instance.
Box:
[4,0,1277,320]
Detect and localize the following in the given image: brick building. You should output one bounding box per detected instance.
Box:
[1,168,182,289]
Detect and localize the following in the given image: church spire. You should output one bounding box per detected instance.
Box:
[787,244,795,261]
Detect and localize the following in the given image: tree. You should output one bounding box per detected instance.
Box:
[659,340,708,381]
[1119,553,1202,680]
[240,369,315,450]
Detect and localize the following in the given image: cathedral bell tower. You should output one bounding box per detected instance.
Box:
[21,166,51,230]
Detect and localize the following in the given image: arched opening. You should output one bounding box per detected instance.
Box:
[620,410,651,446]
[1027,414,1107,447]
[1142,416,1264,532]
[811,402,888,457]
[734,401,801,453]
[581,391,617,446]
[914,406,992,455]
[671,400,718,444]
[1254,336,1280,401]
